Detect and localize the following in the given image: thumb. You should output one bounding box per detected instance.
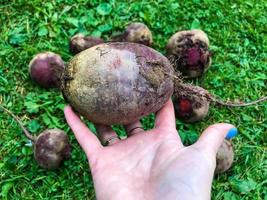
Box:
[194,123,237,155]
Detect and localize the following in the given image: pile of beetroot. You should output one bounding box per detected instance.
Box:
[2,22,266,173]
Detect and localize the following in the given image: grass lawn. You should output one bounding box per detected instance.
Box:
[0,0,266,199]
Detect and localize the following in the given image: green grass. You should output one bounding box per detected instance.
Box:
[0,0,266,199]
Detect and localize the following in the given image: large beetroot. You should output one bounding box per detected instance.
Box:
[62,42,173,125]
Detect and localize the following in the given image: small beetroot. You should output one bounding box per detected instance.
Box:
[173,85,210,123]
[34,129,71,169]
[111,22,153,46]
[29,52,65,88]
[166,29,211,78]
[172,78,267,123]
[215,139,234,174]
[69,33,104,54]
[1,105,71,170]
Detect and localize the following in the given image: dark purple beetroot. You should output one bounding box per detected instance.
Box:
[215,139,234,174]
[62,42,173,125]
[111,22,153,46]
[29,52,65,88]
[173,84,210,123]
[0,105,71,170]
[69,33,104,54]
[166,29,211,78]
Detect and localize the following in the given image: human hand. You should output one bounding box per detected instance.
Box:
[64,99,236,200]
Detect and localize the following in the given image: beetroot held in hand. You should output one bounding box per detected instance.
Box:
[29,52,65,88]
[215,139,234,174]
[166,29,211,78]
[62,42,173,125]
[111,22,153,46]
[1,105,71,170]
[69,33,104,54]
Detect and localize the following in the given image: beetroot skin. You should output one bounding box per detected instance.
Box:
[62,42,173,125]
[69,33,104,54]
[166,29,211,78]
[29,52,65,88]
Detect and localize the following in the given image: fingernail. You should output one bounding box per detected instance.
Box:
[226,127,238,139]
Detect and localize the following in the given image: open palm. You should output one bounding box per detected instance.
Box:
[64,100,234,200]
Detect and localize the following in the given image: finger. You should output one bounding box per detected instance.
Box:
[194,123,237,155]
[124,121,144,136]
[64,105,102,155]
[95,124,120,146]
[155,99,176,130]
[154,99,183,147]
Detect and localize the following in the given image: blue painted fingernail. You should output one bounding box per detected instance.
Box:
[226,127,238,139]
